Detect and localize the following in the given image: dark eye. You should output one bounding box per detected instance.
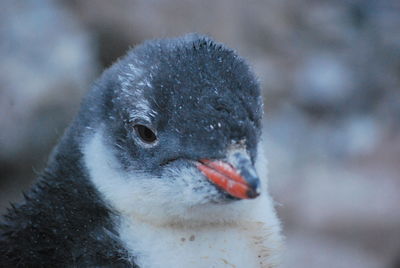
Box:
[134,125,157,144]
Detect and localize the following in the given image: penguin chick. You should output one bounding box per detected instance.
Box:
[0,34,282,267]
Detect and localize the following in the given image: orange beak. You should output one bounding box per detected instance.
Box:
[196,156,260,199]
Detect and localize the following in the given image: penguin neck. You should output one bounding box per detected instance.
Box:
[116,195,280,268]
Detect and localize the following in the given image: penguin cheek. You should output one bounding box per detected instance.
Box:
[160,163,220,205]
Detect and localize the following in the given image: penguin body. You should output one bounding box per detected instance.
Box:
[0,34,282,267]
[0,133,132,266]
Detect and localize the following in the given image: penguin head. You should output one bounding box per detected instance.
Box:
[83,34,265,225]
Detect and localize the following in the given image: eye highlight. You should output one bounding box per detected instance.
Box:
[134,125,157,144]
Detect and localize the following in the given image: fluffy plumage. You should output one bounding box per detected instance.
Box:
[0,34,282,267]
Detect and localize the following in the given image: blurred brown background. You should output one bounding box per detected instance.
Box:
[1,0,399,267]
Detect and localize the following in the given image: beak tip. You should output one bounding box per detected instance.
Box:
[247,187,261,199]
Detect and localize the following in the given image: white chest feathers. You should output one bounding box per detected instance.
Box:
[119,217,276,268]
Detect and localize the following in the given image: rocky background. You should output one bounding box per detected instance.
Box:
[1,0,399,267]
